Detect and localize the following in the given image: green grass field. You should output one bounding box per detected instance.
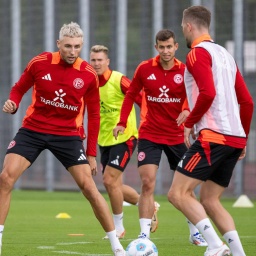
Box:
[2,190,256,255]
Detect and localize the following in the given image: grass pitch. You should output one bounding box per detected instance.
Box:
[2,190,256,255]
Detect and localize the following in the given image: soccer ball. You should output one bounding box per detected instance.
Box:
[125,238,158,256]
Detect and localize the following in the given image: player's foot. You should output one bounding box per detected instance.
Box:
[189,232,208,246]
[114,248,125,256]
[204,244,231,256]
[150,201,160,233]
[102,230,126,240]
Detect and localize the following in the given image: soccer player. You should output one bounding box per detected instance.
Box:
[0,22,125,256]
[168,6,254,256]
[113,29,207,246]
[89,45,159,239]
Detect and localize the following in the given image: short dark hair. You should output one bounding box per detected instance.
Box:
[183,5,211,29]
[155,29,176,44]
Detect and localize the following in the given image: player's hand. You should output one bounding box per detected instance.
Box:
[113,125,125,140]
[184,126,192,148]
[238,147,246,160]
[184,126,196,148]
[2,99,17,113]
[87,155,97,176]
[176,110,189,126]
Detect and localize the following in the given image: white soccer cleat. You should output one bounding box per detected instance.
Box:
[102,229,126,240]
[150,201,160,233]
[204,243,231,256]
[138,232,148,239]
[189,232,208,246]
[114,248,126,256]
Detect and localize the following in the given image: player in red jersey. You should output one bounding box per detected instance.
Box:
[168,6,254,256]
[0,22,125,256]
[113,29,207,246]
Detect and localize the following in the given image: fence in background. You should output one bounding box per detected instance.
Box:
[0,0,255,197]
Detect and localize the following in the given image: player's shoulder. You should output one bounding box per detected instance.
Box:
[136,58,154,71]
[174,58,185,69]
[27,52,51,69]
[76,58,97,77]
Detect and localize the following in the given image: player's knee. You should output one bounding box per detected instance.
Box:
[103,175,115,189]
[167,189,177,205]
[200,197,217,215]
[0,171,15,192]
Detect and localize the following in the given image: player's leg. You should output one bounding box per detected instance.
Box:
[102,139,137,239]
[52,136,124,254]
[200,148,246,256]
[169,141,235,255]
[122,184,139,205]
[0,128,44,255]
[168,172,230,255]
[165,143,207,246]
[103,165,126,238]
[69,164,124,253]
[137,139,161,238]
[138,164,157,238]
[0,153,30,255]
[0,154,30,223]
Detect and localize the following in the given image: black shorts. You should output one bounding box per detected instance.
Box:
[176,140,243,187]
[137,139,187,170]
[6,128,89,169]
[99,138,137,173]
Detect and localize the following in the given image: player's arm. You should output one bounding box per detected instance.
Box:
[7,67,35,113]
[113,67,143,139]
[184,48,216,128]
[176,98,190,126]
[84,75,100,157]
[120,76,142,107]
[234,68,254,137]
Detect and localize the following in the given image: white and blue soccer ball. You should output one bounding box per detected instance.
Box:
[125,238,158,256]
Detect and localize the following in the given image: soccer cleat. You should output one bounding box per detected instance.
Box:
[114,248,126,256]
[189,232,208,246]
[138,232,147,239]
[102,229,126,240]
[204,244,231,256]
[150,201,160,233]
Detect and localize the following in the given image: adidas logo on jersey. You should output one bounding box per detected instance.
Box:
[78,153,86,161]
[111,158,119,166]
[147,74,156,80]
[42,73,52,81]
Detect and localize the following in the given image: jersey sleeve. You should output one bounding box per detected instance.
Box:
[118,65,143,127]
[84,74,100,156]
[184,48,216,128]
[235,68,254,137]
[9,66,35,110]
[120,76,142,107]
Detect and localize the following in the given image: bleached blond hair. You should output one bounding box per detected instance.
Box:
[59,22,83,42]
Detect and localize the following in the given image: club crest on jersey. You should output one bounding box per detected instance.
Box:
[173,74,183,84]
[7,140,16,149]
[73,78,84,89]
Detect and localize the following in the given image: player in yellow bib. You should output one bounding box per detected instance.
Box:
[90,45,160,239]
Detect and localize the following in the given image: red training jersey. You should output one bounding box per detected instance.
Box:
[118,56,188,145]
[9,52,100,156]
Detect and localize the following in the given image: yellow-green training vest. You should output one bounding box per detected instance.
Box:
[98,71,138,146]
